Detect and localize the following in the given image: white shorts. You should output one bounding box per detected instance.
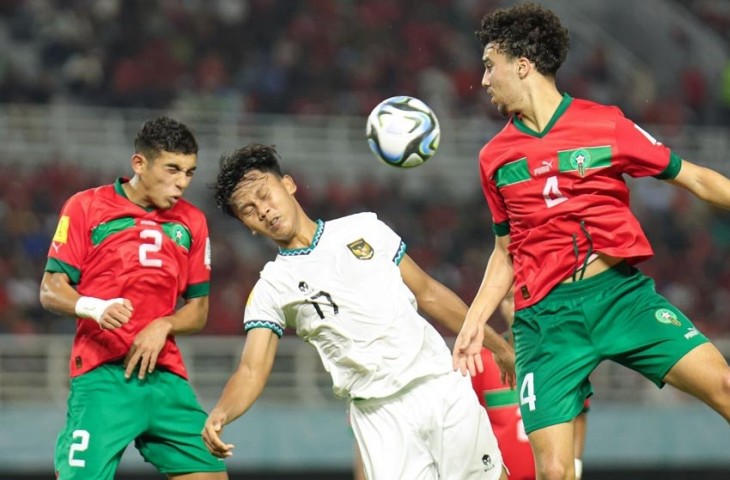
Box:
[349,371,503,480]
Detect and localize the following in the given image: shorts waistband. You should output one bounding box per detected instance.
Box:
[544,261,636,301]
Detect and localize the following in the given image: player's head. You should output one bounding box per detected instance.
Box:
[476,2,569,115]
[214,143,302,245]
[130,117,199,210]
[134,116,198,160]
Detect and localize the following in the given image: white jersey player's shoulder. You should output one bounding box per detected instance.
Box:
[326,212,379,230]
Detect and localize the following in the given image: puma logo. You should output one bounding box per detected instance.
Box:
[533,159,554,176]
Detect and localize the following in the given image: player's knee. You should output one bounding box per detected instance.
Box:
[535,457,573,480]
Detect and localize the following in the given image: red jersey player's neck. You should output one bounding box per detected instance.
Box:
[518,83,563,134]
[121,178,153,210]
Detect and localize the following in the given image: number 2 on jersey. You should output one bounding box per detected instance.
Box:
[543,176,567,208]
[139,229,163,267]
[69,429,90,467]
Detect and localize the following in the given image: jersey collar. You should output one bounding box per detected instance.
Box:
[114,177,130,197]
[114,177,154,212]
[512,93,573,138]
[278,219,325,256]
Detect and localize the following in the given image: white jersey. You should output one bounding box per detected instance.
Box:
[244,212,453,399]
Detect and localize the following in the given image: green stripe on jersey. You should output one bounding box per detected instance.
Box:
[91,218,191,249]
[484,388,519,408]
[655,151,682,179]
[494,158,529,187]
[184,281,209,299]
[45,257,81,285]
[91,217,136,246]
[558,146,612,173]
[492,221,510,236]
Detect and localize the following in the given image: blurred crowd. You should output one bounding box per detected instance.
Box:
[2,0,730,338]
[0,0,729,124]
[3,162,730,338]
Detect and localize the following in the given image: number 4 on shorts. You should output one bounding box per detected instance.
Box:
[520,372,537,411]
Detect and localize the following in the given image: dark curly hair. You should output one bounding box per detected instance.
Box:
[476,2,569,77]
[134,116,198,159]
[213,143,285,218]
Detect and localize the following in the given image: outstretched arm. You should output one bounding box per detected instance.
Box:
[202,327,280,458]
[399,253,515,384]
[669,159,730,207]
[453,235,514,376]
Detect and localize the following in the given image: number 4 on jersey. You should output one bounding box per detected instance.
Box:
[543,176,567,208]
[520,372,537,411]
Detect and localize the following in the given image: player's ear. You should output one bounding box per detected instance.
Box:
[282,174,297,195]
[131,153,146,174]
[517,57,532,79]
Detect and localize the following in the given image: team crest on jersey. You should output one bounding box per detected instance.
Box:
[570,149,590,176]
[655,308,681,327]
[347,238,374,260]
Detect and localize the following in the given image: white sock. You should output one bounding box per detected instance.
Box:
[574,458,583,480]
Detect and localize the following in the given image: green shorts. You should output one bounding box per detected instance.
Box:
[513,262,708,434]
[54,363,225,479]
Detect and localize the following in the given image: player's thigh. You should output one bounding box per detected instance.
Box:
[137,370,226,475]
[513,302,595,435]
[350,392,437,480]
[437,372,504,480]
[663,342,730,407]
[55,364,146,480]
[596,272,709,387]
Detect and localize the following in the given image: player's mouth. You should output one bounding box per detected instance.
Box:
[269,216,280,231]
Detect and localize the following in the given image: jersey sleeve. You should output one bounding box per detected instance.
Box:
[243,278,286,338]
[372,216,407,265]
[480,155,510,236]
[44,192,90,285]
[184,212,211,299]
[614,112,682,179]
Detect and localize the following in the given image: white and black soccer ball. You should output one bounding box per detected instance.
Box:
[366,96,441,168]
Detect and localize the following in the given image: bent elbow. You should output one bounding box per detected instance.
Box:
[38,282,53,311]
[190,314,208,333]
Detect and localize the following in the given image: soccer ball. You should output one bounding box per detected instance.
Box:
[366,95,441,168]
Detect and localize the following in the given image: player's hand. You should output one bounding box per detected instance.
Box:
[97,299,134,330]
[452,319,485,377]
[124,318,172,380]
[492,348,516,389]
[202,410,235,458]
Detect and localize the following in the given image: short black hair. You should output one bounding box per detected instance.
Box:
[476,2,569,76]
[134,116,198,159]
[213,143,285,218]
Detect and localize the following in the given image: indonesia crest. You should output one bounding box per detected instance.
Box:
[347,238,374,260]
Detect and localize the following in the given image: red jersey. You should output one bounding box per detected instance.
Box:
[480,95,682,310]
[45,178,211,378]
[471,349,534,480]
